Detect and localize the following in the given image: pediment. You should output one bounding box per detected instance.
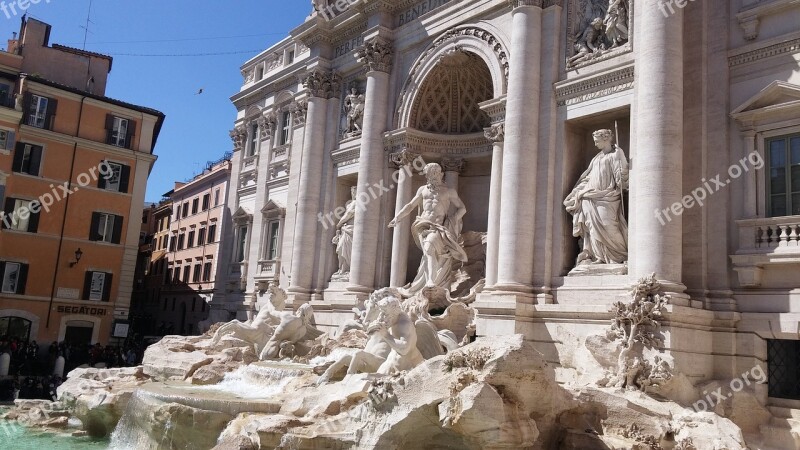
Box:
[732,81,800,120]
[232,206,253,223]
[261,199,286,217]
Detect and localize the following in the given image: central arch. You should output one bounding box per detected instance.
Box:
[396,24,510,129]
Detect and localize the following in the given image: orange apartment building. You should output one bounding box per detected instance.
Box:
[156,156,231,335]
[0,18,164,346]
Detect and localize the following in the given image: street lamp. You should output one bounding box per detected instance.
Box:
[69,248,83,267]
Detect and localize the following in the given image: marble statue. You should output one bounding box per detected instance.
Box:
[332,186,356,280]
[568,17,605,66]
[564,129,629,269]
[343,87,365,138]
[604,0,629,48]
[210,283,287,355]
[389,163,468,297]
[260,303,325,360]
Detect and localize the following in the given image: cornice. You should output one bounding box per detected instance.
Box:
[19,124,157,160]
[728,36,800,67]
[384,128,491,156]
[555,64,634,107]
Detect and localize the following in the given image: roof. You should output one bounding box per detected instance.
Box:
[51,44,113,71]
[24,75,166,152]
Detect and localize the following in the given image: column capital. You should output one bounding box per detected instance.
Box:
[508,0,543,9]
[484,123,506,143]
[389,149,421,168]
[257,111,277,139]
[289,100,309,126]
[302,69,341,99]
[230,125,247,151]
[441,157,465,173]
[356,38,394,73]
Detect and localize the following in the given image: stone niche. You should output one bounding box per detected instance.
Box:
[561,108,631,277]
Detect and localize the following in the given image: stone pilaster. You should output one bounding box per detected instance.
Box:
[629,0,686,297]
[441,157,465,192]
[484,123,505,287]
[288,68,340,301]
[348,37,394,294]
[494,1,542,294]
[389,149,420,288]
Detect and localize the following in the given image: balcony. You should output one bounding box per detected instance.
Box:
[731,215,800,287]
[255,259,281,281]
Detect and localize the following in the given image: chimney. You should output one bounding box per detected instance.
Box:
[7,32,18,54]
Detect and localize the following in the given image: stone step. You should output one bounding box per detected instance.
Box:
[759,422,800,450]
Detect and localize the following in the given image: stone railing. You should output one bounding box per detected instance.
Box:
[255,259,281,280]
[241,154,258,172]
[737,215,800,253]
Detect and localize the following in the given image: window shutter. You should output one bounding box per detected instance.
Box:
[28,145,42,176]
[89,212,101,241]
[112,215,123,244]
[125,120,136,149]
[28,207,39,233]
[5,131,15,150]
[97,161,107,190]
[102,273,113,302]
[22,92,31,118]
[105,115,115,144]
[45,98,58,130]
[119,165,130,193]
[11,142,24,172]
[0,263,5,285]
[0,185,5,209]
[82,271,93,300]
[16,264,28,295]
[2,197,14,229]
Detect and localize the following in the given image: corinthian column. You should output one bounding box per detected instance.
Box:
[348,37,394,294]
[389,149,420,287]
[495,1,542,293]
[288,68,339,300]
[628,0,686,295]
[484,123,505,287]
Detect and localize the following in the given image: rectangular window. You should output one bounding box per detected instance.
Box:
[2,198,40,233]
[767,134,800,217]
[169,235,176,251]
[208,224,217,243]
[83,271,112,301]
[286,50,295,65]
[90,212,123,244]
[98,161,130,193]
[192,198,199,215]
[166,268,172,284]
[214,189,220,206]
[192,264,202,283]
[0,262,27,294]
[202,194,210,211]
[187,230,195,248]
[182,202,189,218]
[267,221,280,260]
[0,129,14,151]
[12,143,43,176]
[177,233,185,250]
[27,94,55,129]
[768,339,800,400]
[173,266,181,284]
[197,227,206,246]
[248,123,259,157]
[202,262,213,282]
[182,265,190,282]
[235,226,249,262]
[280,112,291,146]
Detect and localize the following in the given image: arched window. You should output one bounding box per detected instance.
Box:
[0,316,32,341]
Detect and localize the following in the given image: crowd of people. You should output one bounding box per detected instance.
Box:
[0,336,148,402]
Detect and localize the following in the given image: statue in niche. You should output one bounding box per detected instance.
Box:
[332,186,357,281]
[343,86,365,139]
[389,163,468,298]
[564,129,629,273]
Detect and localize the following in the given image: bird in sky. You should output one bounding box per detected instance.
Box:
[196,88,204,95]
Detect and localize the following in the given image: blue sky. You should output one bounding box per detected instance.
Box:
[0,0,309,201]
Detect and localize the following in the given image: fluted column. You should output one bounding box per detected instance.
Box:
[442,158,465,192]
[629,0,685,293]
[288,69,339,299]
[495,1,542,293]
[484,124,505,287]
[349,37,394,293]
[389,149,420,287]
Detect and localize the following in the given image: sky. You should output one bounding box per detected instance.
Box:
[0,0,309,201]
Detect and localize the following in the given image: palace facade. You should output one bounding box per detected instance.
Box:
[218,0,800,434]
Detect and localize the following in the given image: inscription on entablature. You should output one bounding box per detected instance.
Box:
[398,0,455,26]
[335,35,365,59]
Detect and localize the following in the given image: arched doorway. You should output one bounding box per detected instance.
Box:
[0,316,32,341]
